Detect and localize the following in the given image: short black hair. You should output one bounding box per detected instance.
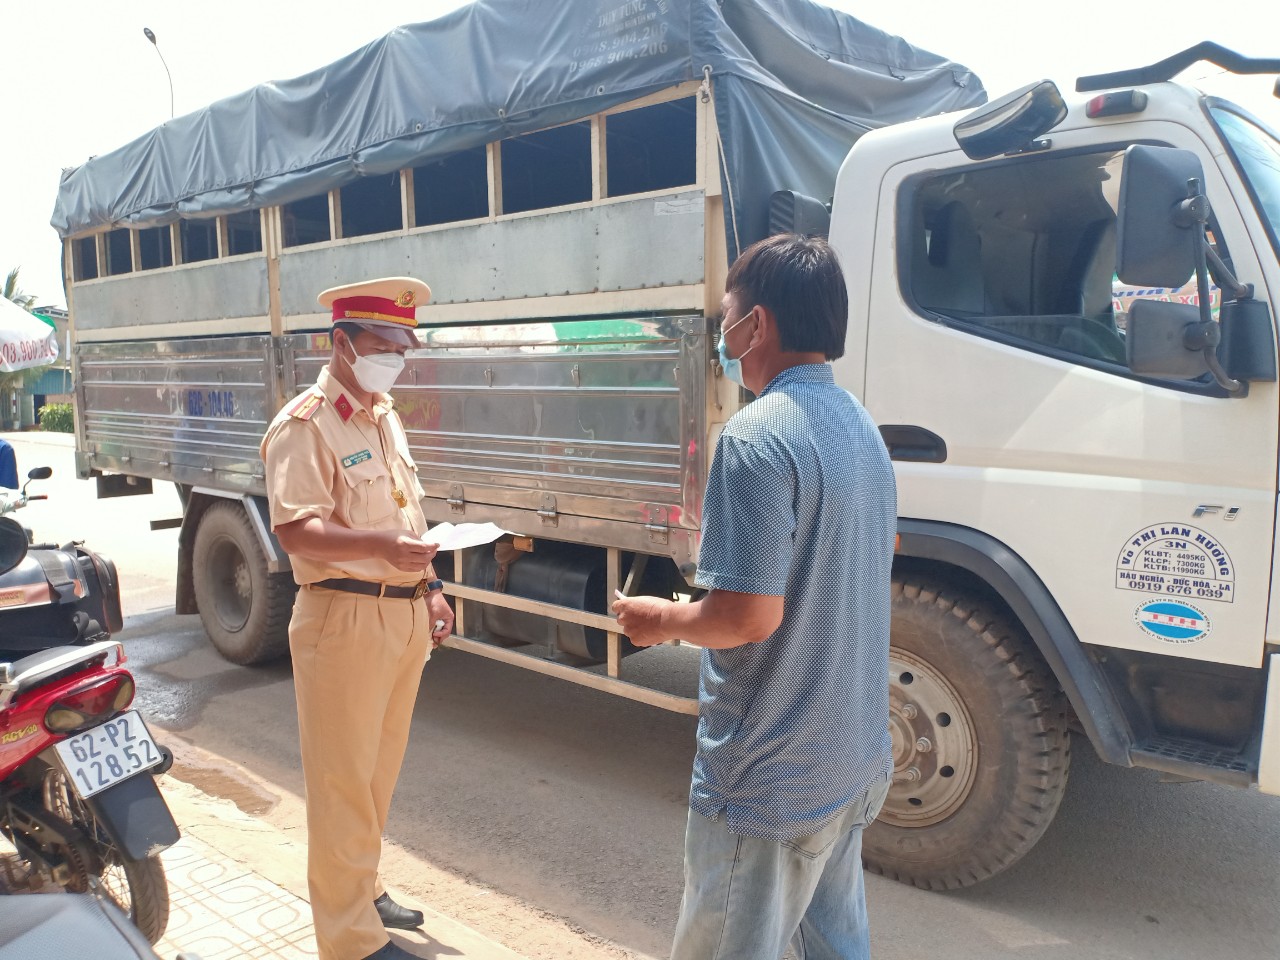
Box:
[332,321,363,344]
[724,234,848,360]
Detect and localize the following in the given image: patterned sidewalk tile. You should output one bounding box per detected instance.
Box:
[158,836,316,959]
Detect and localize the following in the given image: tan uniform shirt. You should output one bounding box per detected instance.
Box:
[260,365,427,586]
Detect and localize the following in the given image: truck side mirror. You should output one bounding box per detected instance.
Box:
[1125,300,1213,379]
[1115,145,1205,287]
[952,80,1067,160]
[1117,144,1246,395]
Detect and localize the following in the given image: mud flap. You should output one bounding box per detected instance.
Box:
[84,773,180,861]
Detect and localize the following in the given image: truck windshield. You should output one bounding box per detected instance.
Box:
[1211,104,1280,258]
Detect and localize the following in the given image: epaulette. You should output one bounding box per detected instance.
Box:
[284,392,324,421]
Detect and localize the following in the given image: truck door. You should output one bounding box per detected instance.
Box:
[857,117,1277,671]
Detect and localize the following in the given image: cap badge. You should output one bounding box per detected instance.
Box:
[395,290,416,308]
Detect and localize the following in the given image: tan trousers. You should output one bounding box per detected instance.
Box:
[289,585,432,960]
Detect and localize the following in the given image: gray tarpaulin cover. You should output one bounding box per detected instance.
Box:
[52,0,985,258]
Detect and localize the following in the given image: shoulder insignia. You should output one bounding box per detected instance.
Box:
[285,393,324,421]
[334,394,355,422]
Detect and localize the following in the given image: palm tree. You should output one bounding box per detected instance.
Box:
[3,268,36,311]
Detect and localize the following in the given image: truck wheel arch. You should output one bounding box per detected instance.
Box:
[176,491,295,664]
[894,519,1133,767]
[177,490,289,610]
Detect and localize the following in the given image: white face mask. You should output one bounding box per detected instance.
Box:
[344,339,405,394]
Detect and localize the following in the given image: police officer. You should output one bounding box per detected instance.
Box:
[261,277,454,960]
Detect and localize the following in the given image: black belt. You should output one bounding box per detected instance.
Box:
[314,578,431,600]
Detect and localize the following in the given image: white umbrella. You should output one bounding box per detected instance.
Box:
[0,295,58,372]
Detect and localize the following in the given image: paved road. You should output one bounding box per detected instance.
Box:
[9,433,1279,959]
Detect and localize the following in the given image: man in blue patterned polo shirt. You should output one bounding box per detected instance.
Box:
[615,234,896,960]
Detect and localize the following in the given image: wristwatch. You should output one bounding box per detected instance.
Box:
[425,578,445,594]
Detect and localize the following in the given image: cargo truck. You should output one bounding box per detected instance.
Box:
[52,0,1280,890]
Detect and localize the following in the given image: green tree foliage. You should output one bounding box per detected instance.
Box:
[37,403,74,433]
[3,268,36,311]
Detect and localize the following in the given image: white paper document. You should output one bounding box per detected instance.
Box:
[424,521,509,551]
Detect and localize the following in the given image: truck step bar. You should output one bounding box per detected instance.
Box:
[1131,735,1254,788]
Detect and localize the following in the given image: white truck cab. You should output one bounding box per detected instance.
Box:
[825,49,1280,886]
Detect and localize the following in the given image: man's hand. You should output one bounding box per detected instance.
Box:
[612,595,676,647]
[613,589,783,650]
[275,517,438,572]
[374,531,439,573]
[427,591,454,649]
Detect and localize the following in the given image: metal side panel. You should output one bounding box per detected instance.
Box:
[76,336,278,496]
[285,313,710,539]
[277,190,706,317]
[72,258,270,332]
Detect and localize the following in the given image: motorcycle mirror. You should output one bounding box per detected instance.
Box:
[0,518,28,576]
[26,467,52,481]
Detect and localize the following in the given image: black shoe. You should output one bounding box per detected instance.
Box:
[374,892,424,930]
[361,941,421,960]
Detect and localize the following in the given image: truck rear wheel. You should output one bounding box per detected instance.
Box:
[862,577,1071,889]
[192,501,296,665]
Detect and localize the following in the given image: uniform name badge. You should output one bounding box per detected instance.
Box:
[342,450,373,468]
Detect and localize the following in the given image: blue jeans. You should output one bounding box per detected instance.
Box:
[670,775,890,960]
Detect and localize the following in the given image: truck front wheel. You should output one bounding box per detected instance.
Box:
[862,577,1071,889]
[192,501,296,665]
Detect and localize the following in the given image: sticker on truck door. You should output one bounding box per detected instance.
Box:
[1134,600,1211,643]
[1115,524,1234,603]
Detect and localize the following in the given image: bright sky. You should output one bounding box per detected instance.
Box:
[2,0,1276,309]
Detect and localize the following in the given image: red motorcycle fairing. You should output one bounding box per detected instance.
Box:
[0,660,132,778]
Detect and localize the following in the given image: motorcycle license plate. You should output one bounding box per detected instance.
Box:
[53,711,163,799]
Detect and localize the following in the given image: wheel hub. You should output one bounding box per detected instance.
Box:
[209,536,252,632]
[883,648,978,827]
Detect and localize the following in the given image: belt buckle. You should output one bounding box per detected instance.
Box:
[412,579,429,601]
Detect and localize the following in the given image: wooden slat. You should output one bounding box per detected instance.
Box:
[443,582,618,633]
[606,546,620,678]
[487,142,503,217]
[442,635,698,715]
[401,169,415,231]
[329,190,343,241]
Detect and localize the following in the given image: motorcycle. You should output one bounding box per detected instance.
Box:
[0,468,179,945]
[0,892,200,960]
[0,468,124,659]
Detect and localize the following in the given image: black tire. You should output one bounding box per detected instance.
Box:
[192,501,296,665]
[98,853,170,944]
[862,577,1071,890]
[40,765,171,944]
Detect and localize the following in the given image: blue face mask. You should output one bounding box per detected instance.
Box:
[717,312,756,387]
